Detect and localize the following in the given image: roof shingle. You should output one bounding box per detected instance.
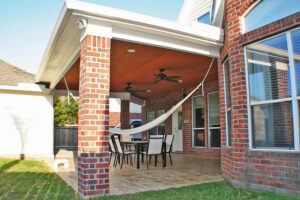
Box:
[0,60,34,86]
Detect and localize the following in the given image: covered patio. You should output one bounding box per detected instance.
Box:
[55,153,222,195]
[36,0,224,197]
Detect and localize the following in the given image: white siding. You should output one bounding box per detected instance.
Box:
[177,0,212,26]
[0,92,54,159]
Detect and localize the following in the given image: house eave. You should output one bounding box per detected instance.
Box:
[36,0,224,89]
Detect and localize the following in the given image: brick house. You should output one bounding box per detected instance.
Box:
[34,0,300,197]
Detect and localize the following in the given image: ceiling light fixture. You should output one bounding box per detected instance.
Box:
[127,49,136,53]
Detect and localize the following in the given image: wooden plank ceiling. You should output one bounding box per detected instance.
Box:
[55,39,218,99]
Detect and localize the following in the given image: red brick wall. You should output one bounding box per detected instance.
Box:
[78,35,110,197]
[130,113,142,119]
[142,81,221,158]
[219,0,300,193]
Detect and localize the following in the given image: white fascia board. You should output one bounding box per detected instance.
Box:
[130,95,146,107]
[68,0,224,44]
[35,2,70,82]
[110,92,145,106]
[112,26,220,57]
[110,92,131,100]
[0,83,51,95]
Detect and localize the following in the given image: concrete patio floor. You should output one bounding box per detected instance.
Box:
[54,153,223,195]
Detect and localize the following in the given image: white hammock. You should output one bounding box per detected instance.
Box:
[109,58,215,135]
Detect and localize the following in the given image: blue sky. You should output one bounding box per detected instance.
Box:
[0,0,184,74]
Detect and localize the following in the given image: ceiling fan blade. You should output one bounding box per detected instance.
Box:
[167,76,181,79]
[166,78,180,83]
[153,79,160,84]
[134,90,149,93]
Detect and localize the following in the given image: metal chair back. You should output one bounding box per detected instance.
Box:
[148,138,163,155]
[109,138,116,153]
[165,135,174,153]
[114,135,123,154]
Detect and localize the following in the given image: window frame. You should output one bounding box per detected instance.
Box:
[192,94,205,148]
[207,91,221,148]
[147,111,156,135]
[223,57,232,147]
[244,27,300,151]
[241,0,262,33]
[157,109,165,135]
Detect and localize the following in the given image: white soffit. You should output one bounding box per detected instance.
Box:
[36,0,224,89]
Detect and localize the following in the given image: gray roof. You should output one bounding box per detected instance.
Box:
[0,60,35,86]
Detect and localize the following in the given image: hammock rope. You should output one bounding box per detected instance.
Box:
[109,58,215,135]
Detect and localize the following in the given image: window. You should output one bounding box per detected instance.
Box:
[197,12,210,24]
[192,95,205,147]
[245,28,300,150]
[147,111,156,135]
[157,110,165,135]
[223,58,232,146]
[178,111,183,131]
[208,92,221,148]
[244,0,300,33]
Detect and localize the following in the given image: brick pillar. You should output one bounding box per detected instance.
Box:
[78,35,111,197]
[121,100,130,129]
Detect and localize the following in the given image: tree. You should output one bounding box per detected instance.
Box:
[54,96,78,126]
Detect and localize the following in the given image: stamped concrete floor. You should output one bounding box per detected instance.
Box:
[54,153,223,195]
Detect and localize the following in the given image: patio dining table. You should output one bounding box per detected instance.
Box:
[121,140,167,169]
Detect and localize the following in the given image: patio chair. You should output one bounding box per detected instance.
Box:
[149,135,165,139]
[109,137,117,166]
[113,135,136,169]
[141,137,163,170]
[148,135,166,164]
[165,135,174,165]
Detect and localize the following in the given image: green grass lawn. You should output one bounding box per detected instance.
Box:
[0,158,299,200]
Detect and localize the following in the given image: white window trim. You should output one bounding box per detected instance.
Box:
[192,95,205,148]
[156,110,165,135]
[207,91,221,148]
[223,58,231,147]
[147,111,156,135]
[241,0,262,33]
[244,28,300,151]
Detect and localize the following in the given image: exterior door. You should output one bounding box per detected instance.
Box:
[172,107,183,152]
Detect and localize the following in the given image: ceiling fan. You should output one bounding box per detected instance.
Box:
[153,68,182,84]
[124,83,151,94]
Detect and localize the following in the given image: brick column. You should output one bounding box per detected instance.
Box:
[78,35,111,197]
[121,100,130,129]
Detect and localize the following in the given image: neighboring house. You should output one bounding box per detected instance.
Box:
[1,0,300,198]
[0,60,53,160]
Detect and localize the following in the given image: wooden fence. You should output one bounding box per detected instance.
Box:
[54,126,78,151]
